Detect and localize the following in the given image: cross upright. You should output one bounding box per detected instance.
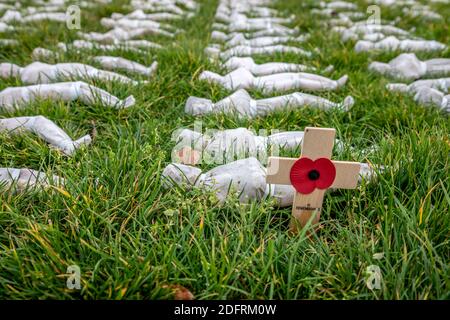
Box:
[266,127,361,232]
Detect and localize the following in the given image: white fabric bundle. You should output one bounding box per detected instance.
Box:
[185,89,354,119]
[369,53,450,81]
[355,36,447,53]
[205,44,312,60]
[0,61,144,85]
[387,78,450,112]
[199,68,348,93]
[0,116,91,156]
[0,81,135,111]
[222,57,315,76]
[0,168,64,192]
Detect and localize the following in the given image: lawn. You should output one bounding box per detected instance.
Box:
[0,0,449,299]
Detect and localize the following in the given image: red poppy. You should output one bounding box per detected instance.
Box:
[289,157,336,194]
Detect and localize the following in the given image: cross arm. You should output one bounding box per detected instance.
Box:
[266,156,296,185]
[331,161,361,189]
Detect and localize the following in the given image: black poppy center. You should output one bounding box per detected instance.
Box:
[308,170,320,181]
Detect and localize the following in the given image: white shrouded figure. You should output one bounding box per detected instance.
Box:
[387,78,450,112]
[78,27,174,43]
[223,33,309,49]
[369,53,450,81]
[110,10,191,21]
[58,40,151,53]
[213,22,300,35]
[162,157,378,206]
[100,17,177,33]
[214,13,294,27]
[199,68,348,93]
[355,36,447,53]
[0,116,91,156]
[0,168,64,192]
[0,21,13,32]
[222,57,315,76]
[211,29,301,43]
[335,24,410,42]
[30,48,158,78]
[92,57,158,77]
[0,81,135,111]
[185,89,354,118]
[205,44,312,60]
[0,61,143,85]
[173,128,306,165]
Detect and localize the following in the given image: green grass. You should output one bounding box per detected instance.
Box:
[0,0,449,299]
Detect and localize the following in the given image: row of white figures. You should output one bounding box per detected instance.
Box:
[0,0,112,25]
[205,0,312,60]
[0,0,166,190]
[372,0,444,21]
[185,89,354,119]
[75,0,199,46]
[162,157,379,207]
[312,1,447,53]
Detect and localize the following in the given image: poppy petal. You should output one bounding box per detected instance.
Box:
[314,158,336,189]
[290,157,316,194]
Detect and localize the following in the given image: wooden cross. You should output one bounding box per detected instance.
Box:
[266,127,361,232]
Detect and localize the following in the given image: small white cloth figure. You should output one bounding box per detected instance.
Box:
[199,68,348,93]
[0,116,91,156]
[0,81,135,111]
[129,2,185,15]
[335,24,410,42]
[369,53,450,81]
[213,22,300,36]
[58,40,148,54]
[32,47,60,60]
[206,44,312,60]
[222,57,315,76]
[100,17,177,33]
[111,10,191,21]
[355,36,447,53]
[173,128,305,165]
[0,61,144,85]
[23,12,67,23]
[162,157,379,206]
[211,28,300,43]
[223,33,309,49]
[319,1,358,10]
[387,78,450,112]
[78,26,174,42]
[0,21,14,32]
[215,2,276,19]
[213,12,294,26]
[0,39,19,46]
[0,168,64,192]
[185,89,354,118]
[92,56,158,77]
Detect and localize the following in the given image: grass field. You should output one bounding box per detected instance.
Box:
[0,0,449,299]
